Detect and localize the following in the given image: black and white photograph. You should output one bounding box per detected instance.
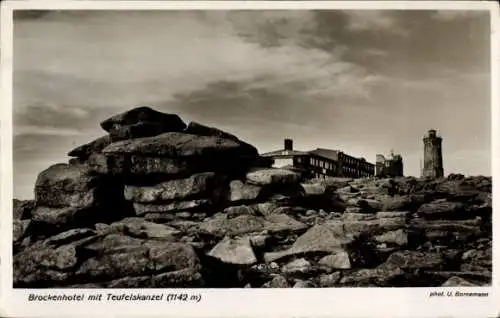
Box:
[1,1,499,316]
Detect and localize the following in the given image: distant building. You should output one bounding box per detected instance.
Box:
[376,151,404,177]
[422,129,444,178]
[261,139,375,179]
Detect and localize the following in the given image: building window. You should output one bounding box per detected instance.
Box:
[297,157,302,163]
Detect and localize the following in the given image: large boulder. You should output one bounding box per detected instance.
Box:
[321,218,407,239]
[100,106,186,134]
[75,241,201,283]
[228,180,265,203]
[124,172,227,203]
[103,132,257,159]
[408,219,484,244]
[35,163,102,208]
[97,132,258,177]
[184,121,241,142]
[30,206,102,237]
[108,122,171,141]
[246,168,301,186]
[14,242,79,287]
[263,224,355,262]
[184,121,257,154]
[435,178,484,201]
[417,200,467,219]
[88,153,193,177]
[67,135,112,161]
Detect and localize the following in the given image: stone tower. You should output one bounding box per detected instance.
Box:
[422,129,444,178]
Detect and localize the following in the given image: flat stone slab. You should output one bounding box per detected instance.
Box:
[133,200,212,215]
[76,241,200,282]
[264,224,355,263]
[105,218,181,240]
[103,132,257,159]
[199,213,307,238]
[228,180,264,203]
[246,168,301,186]
[417,200,466,219]
[320,218,407,238]
[318,250,351,269]
[124,172,223,202]
[207,236,257,265]
[44,228,96,246]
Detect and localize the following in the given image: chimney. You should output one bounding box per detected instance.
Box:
[284,138,293,151]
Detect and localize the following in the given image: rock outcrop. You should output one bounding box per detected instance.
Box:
[13,106,492,288]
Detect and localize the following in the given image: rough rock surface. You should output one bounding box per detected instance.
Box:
[68,135,112,161]
[12,107,492,288]
[100,106,186,134]
[103,132,256,159]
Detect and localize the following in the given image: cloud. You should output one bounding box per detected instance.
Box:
[11,10,492,199]
[343,10,409,36]
[14,10,385,129]
[14,125,84,137]
[227,10,318,47]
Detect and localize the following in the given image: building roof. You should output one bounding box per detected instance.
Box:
[309,148,340,161]
[262,146,375,165]
[261,149,309,158]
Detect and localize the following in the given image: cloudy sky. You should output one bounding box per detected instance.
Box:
[13,9,491,199]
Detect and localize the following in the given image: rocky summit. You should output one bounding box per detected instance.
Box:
[13,107,492,288]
